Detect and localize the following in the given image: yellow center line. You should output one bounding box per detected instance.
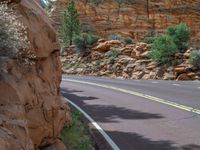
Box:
[62,79,200,115]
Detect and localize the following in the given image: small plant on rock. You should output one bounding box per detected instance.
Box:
[189,50,200,69]
[106,48,120,64]
[108,34,123,41]
[123,37,133,44]
[83,33,99,46]
[106,48,120,59]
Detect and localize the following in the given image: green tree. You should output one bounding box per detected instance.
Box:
[59,1,80,46]
[167,22,190,52]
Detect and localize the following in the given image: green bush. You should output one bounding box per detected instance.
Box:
[189,50,200,69]
[167,22,190,52]
[73,33,99,55]
[106,48,120,59]
[83,33,99,46]
[123,37,133,44]
[149,35,178,64]
[108,34,123,41]
[73,35,86,55]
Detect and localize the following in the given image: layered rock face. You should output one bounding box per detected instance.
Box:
[50,0,200,45]
[0,0,69,149]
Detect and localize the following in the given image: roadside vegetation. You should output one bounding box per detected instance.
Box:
[60,110,94,150]
[149,22,190,64]
[189,50,200,69]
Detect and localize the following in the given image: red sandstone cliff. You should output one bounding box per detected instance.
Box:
[50,0,200,46]
[0,0,70,149]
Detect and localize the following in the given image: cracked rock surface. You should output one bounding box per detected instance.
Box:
[0,0,70,149]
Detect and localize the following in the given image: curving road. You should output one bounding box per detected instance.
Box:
[61,75,200,150]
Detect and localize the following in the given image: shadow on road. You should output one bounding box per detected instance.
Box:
[106,130,200,150]
[62,88,200,150]
[62,88,163,123]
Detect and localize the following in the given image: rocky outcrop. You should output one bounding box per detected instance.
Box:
[0,0,70,149]
[62,40,200,81]
[50,0,200,46]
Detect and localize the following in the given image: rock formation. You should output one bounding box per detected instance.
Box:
[0,0,70,149]
[61,40,200,81]
[50,0,200,46]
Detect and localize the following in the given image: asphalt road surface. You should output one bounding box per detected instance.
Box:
[61,75,200,150]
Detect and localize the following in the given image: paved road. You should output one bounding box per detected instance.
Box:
[61,75,200,150]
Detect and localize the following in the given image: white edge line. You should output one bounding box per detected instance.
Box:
[63,97,120,150]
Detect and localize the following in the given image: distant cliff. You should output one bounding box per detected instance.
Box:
[50,0,200,46]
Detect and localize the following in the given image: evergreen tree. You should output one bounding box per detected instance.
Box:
[59,1,80,46]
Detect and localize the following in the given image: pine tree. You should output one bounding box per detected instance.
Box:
[59,1,80,46]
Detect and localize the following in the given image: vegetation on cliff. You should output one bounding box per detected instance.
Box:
[149,23,190,64]
[0,2,35,64]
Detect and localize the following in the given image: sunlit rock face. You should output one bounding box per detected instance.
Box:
[0,0,70,149]
[50,0,200,46]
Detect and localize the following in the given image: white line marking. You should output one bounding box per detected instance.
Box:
[172,84,180,86]
[63,97,120,150]
[152,81,158,84]
[62,79,200,115]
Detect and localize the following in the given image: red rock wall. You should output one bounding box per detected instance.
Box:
[0,0,69,149]
[50,0,200,46]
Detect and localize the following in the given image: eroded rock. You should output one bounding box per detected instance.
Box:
[0,0,70,149]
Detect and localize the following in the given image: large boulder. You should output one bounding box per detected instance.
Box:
[0,0,70,150]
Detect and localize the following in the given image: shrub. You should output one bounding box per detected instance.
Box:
[73,33,99,55]
[189,50,200,69]
[167,22,190,52]
[108,34,123,41]
[149,35,178,64]
[106,48,120,59]
[83,33,99,46]
[73,35,86,55]
[123,37,133,44]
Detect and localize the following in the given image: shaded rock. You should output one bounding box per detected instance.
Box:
[93,40,122,52]
[176,74,191,81]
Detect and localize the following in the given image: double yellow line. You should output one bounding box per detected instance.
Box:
[63,79,200,115]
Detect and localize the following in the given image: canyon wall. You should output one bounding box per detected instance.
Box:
[0,0,70,149]
[50,0,200,46]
